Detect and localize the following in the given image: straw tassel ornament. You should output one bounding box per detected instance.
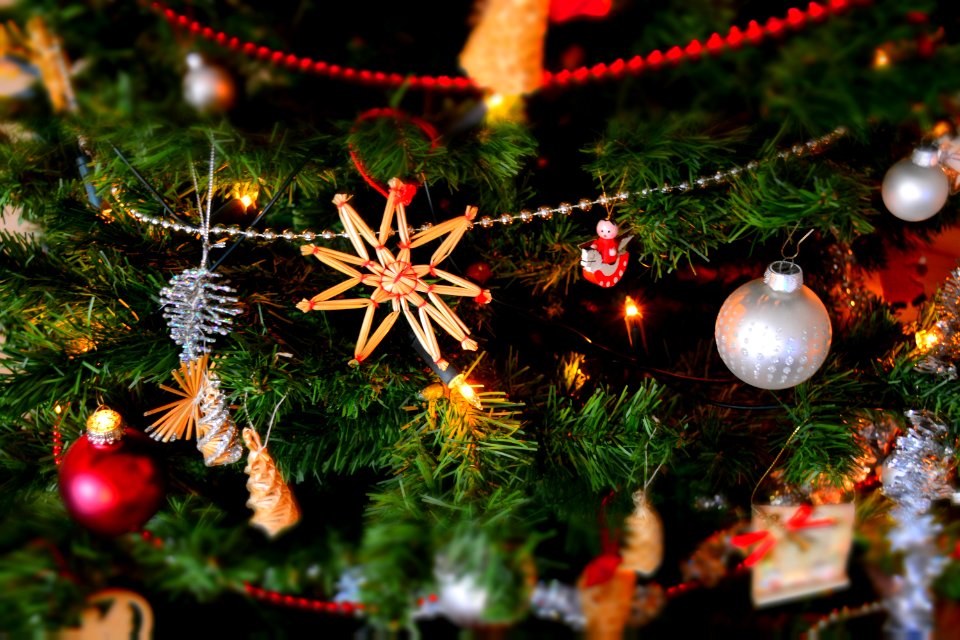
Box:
[195,370,242,466]
[242,415,300,538]
[144,354,242,466]
[619,490,664,576]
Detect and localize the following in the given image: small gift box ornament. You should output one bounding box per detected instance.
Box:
[733,502,855,607]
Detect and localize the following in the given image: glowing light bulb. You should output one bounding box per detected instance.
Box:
[873,48,890,69]
[487,93,505,110]
[232,184,259,210]
[916,330,939,351]
[484,92,524,122]
[449,374,482,409]
[623,296,647,351]
[54,403,63,415]
[932,121,952,139]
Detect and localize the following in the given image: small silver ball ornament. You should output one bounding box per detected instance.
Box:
[715,261,832,390]
[183,53,235,113]
[881,148,949,222]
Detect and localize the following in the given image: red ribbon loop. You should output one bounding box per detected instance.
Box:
[348,108,439,203]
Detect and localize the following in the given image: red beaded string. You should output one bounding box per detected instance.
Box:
[144,0,860,92]
[136,525,750,617]
[51,402,71,466]
[243,582,363,615]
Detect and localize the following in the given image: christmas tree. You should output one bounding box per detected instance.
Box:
[1,0,959,637]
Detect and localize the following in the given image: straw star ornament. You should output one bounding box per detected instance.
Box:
[297,179,491,368]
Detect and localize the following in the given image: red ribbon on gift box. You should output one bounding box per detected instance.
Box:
[730,504,835,567]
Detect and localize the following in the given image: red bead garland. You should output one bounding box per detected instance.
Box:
[143,0,862,92]
[136,523,752,618]
[52,402,70,466]
[243,582,364,615]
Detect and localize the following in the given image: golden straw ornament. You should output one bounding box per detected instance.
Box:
[241,396,300,537]
[298,179,491,368]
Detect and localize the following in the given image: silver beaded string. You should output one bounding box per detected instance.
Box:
[118,126,848,243]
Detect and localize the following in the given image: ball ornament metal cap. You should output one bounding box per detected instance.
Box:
[763,260,803,293]
[85,406,125,445]
[910,146,941,168]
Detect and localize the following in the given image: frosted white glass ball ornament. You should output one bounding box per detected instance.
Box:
[881,147,950,222]
[715,261,832,390]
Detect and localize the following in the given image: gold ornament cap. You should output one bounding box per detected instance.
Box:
[86,406,125,445]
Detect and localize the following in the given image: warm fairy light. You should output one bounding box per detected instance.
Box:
[872,47,890,68]
[457,383,477,404]
[232,183,259,209]
[484,92,524,121]
[624,295,648,351]
[54,403,62,415]
[915,329,939,351]
[66,336,96,355]
[449,374,482,409]
[932,121,952,138]
[562,353,588,394]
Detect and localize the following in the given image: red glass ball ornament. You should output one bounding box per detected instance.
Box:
[59,426,165,536]
[466,262,493,284]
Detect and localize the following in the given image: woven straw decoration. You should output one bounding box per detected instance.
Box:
[242,428,300,538]
[619,491,663,576]
[459,0,550,97]
[195,372,242,466]
[577,567,636,640]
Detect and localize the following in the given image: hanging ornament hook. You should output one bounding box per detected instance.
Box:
[641,419,668,493]
[242,393,288,449]
[750,424,804,510]
[780,227,815,263]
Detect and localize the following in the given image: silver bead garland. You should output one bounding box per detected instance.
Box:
[121,127,847,241]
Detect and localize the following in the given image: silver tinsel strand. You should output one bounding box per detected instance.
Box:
[196,370,242,466]
[530,580,586,630]
[880,410,957,639]
[916,267,960,380]
[160,267,242,362]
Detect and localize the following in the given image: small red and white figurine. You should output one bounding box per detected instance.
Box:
[579,219,632,287]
